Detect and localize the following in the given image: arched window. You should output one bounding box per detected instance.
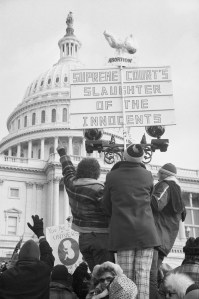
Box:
[24,116,27,127]
[73,142,80,156]
[41,110,45,123]
[51,109,56,122]
[34,82,37,91]
[62,108,67,122]
[32,113,36,125]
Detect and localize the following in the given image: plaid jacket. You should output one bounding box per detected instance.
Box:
[60,155,109,233]
[172,261,199,284]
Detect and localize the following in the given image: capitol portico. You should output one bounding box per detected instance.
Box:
[0,12,198,267]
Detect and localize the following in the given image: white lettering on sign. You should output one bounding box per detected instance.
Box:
[72,70,119,84]
[70,110,175,129]
[71,67,171,85]
[76,82,170,99]
[70,96,174,114]
[125,68,169,81]
[70,66,175,129]
[96,101,113,110]
[82,114,161,127]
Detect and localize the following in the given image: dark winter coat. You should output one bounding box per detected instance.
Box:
[151,177,185,256]
[49,281,78,299]
[102,161,160,251]
[0,238,54,299]
[60,155,109,233]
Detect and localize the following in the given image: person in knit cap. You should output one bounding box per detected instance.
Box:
[167,237,199,284]
[50,264,78,299]
[150,163,186,299]
[0,215,55,299]
[102,144,160,299]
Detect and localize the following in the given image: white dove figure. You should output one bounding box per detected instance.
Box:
[104,31,138,55]
[124,34,137,54]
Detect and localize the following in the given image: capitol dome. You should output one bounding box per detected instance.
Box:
[0,12,84,157]
[0,11,123,161]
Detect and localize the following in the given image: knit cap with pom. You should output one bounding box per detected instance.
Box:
[123,144,144,163]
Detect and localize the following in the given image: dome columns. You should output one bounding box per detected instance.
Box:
[40,138,45,160]
[53,177,60,226]
[59,39,80,60]
[28,140,32,159]
[2,135,86,162]
[17,143,21,158]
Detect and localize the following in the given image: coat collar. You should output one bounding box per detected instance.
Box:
[111,161,146,171]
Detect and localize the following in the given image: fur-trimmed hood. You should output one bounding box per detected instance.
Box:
[164,273,194,299]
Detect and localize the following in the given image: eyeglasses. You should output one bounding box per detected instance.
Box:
[99,276,114,284]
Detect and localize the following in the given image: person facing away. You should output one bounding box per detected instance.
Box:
[150,163,186,298]
[102,144,160,299]
[57,144,114,272]
[164,272,199,299]
[0,215,55,299]
[169,237,199,284]
[72,261,91,299]
[158,237,199,298]
[50,264,78,299]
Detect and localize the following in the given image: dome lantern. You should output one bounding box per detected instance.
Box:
[58,12,81,63]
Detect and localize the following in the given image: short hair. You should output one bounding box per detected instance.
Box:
[76,158,100,180]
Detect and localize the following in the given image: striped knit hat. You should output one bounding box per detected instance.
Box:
[123,144,144,163]
[159,163,177,177]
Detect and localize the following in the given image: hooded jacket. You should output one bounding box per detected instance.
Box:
[0,238,54,299]
[164,272,195,299]
[151,176,186,256]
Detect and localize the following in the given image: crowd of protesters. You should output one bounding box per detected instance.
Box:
[0,143,198,298]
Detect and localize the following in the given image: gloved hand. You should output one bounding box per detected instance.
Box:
[27,215,44,238]
[57,144,66,157]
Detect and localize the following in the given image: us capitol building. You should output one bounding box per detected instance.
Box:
[0,13,198,267]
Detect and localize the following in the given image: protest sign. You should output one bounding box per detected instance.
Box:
[46,223,82,273]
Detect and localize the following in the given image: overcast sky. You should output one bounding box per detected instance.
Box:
[0,0,199,170]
